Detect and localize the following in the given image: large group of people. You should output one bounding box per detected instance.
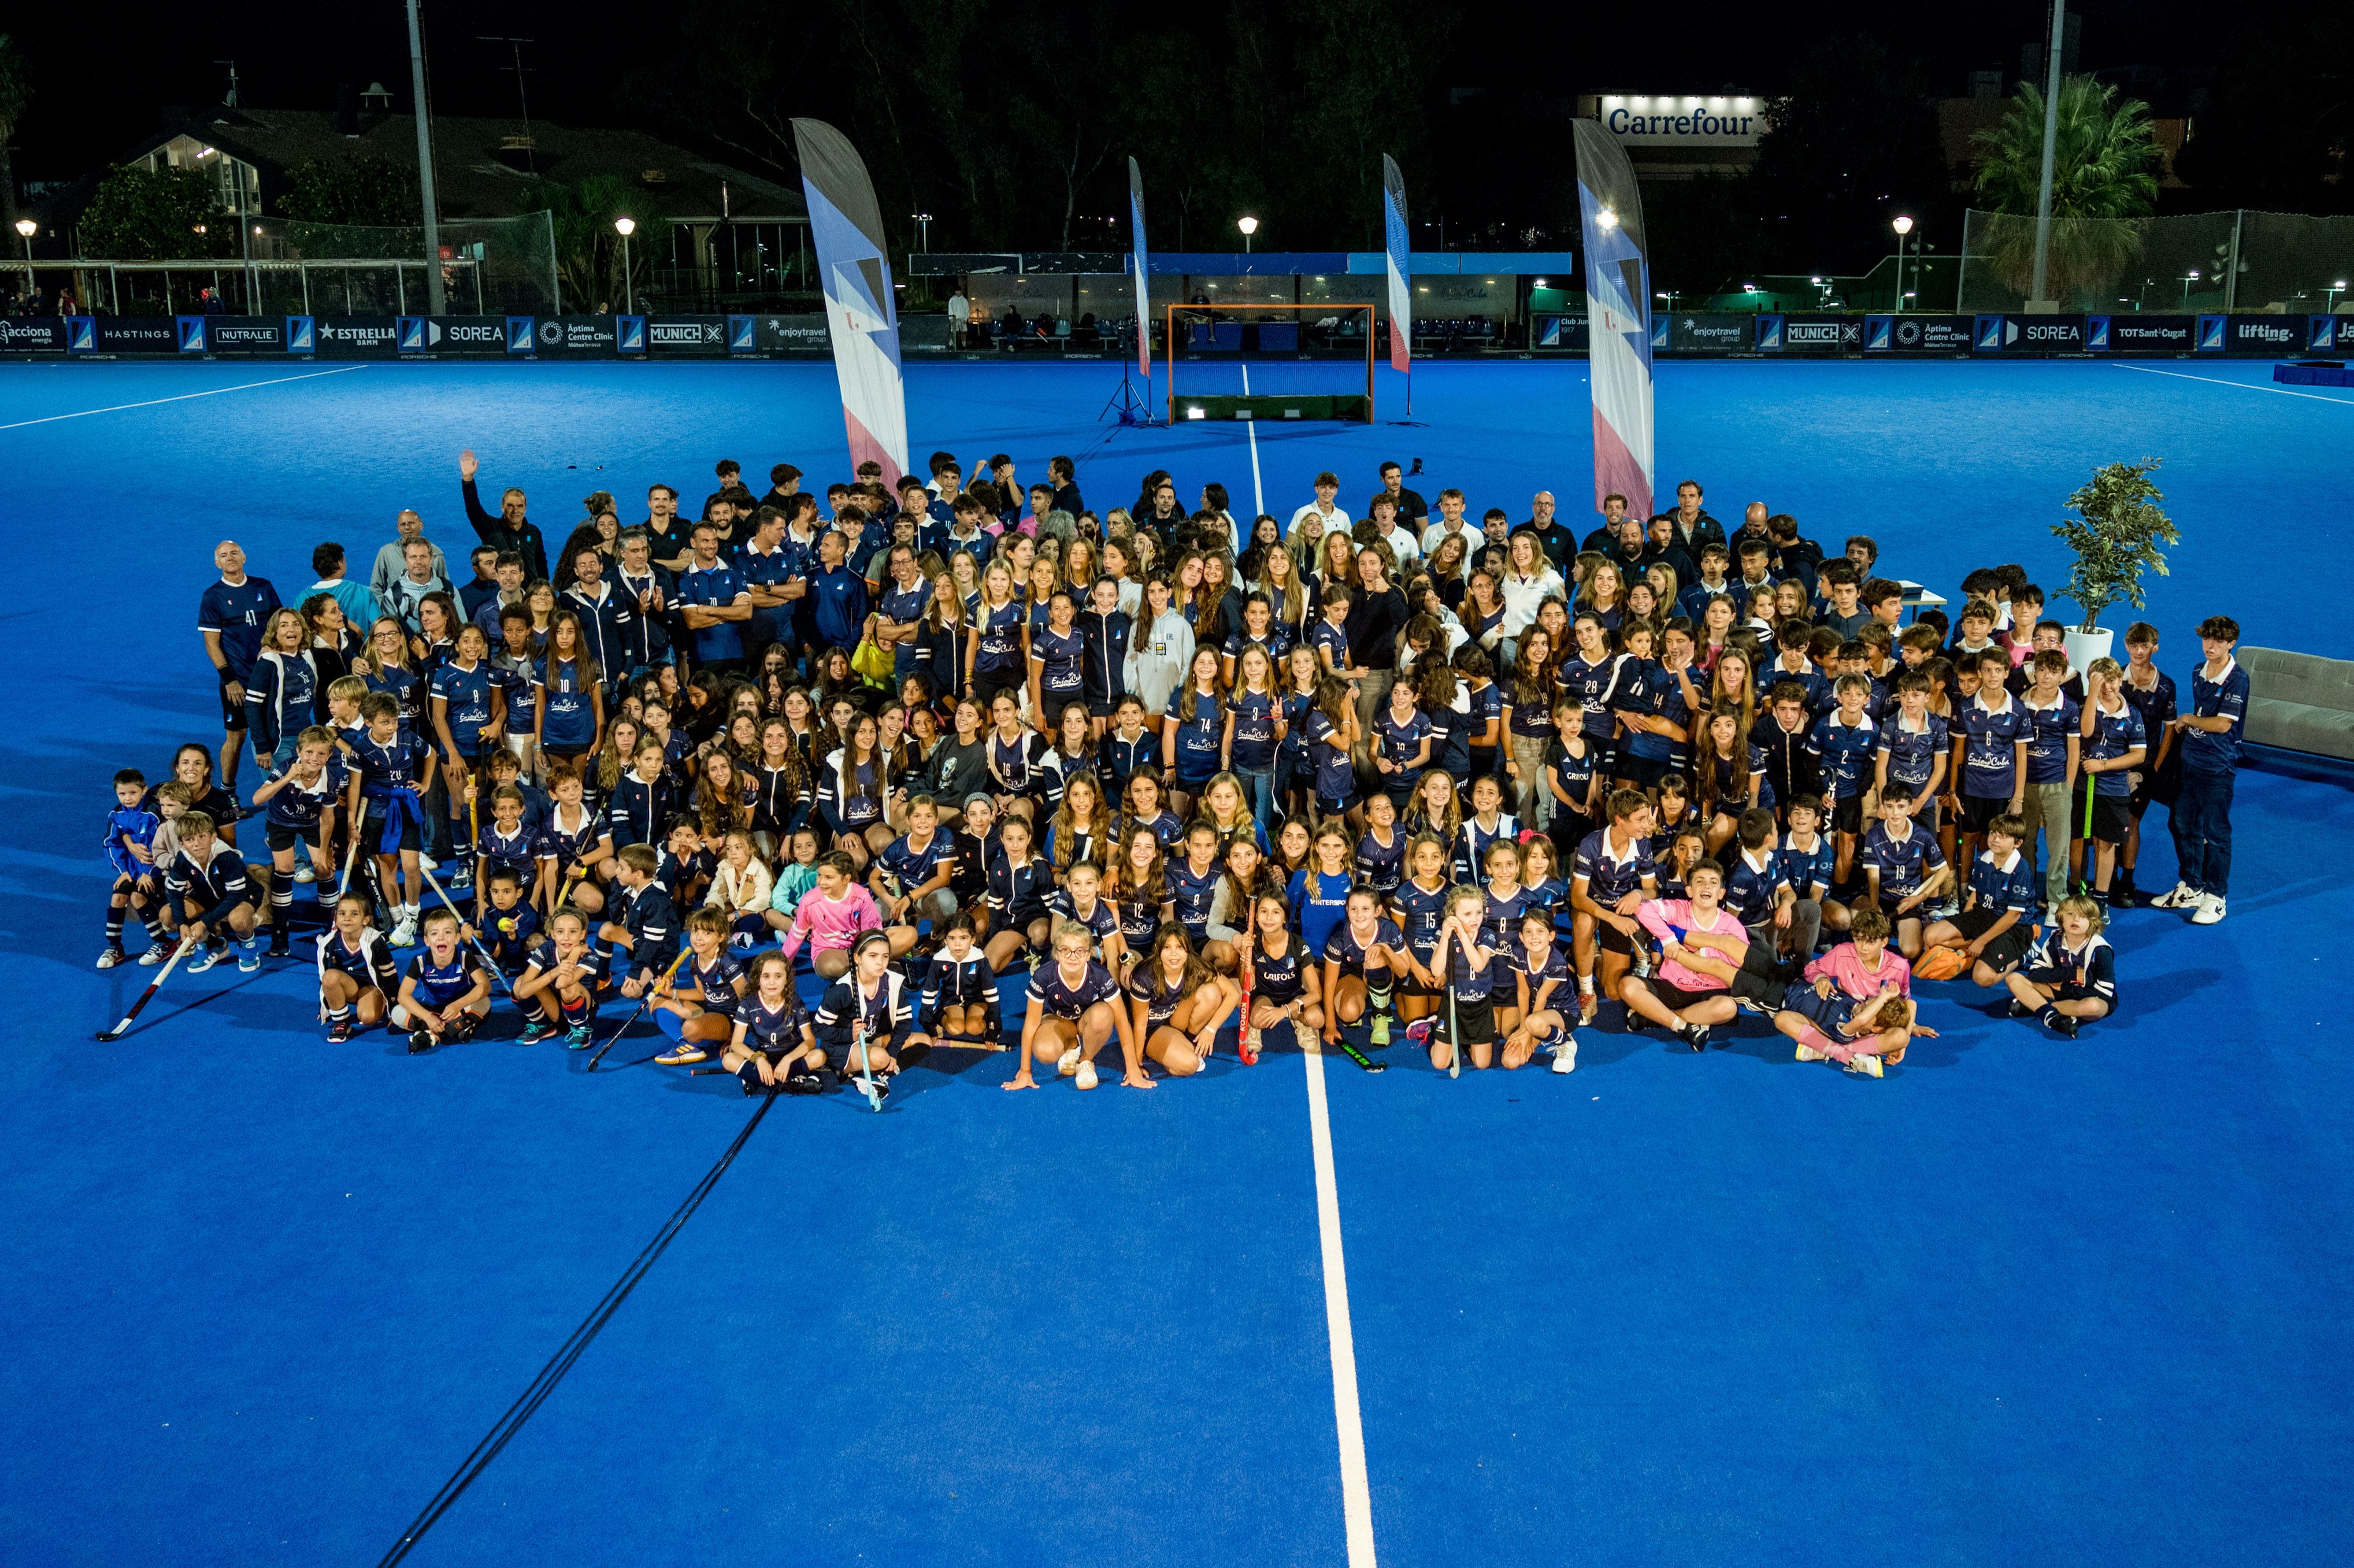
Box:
[103,439,2250,1098]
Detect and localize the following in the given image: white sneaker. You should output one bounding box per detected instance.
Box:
[292,862,316,884]
[2190,893,2226,925]
[1292,1020,1318,1054]
[1056,1046,1081,1077]
[2150,882,2197,910]
[1845,1053,1885,1078]
[1550,1032,1577,1073]
[1074,1059,1098,1091]
[138,944,169,966]
[390,914,420,948]
[417,853,439,872]
[1794,1041,1826,1062]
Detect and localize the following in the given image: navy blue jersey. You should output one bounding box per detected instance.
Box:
[1573,828,1656,906]
[364,663,425,744]
[1811,711,1880,802]
[1480,885,1528,952]
[490,650,539,735]
[1394,878,1451,959]
[1429,693,1471,778]
[2018,694,2080,785]
[430,659,500,755]
[1122,807,1185,851]
[265,760,346,832]
[1430,933,1502,1003]
[471,820,537,883]
[1127,963,1196,1030]
[1722,848,1789,926]
[1760,659,1834,716]
[2180,659,2248,774]
[1956,695,2027,799]
[1224,627,1295,673]
[533,657,599,751]
[1354,828,1407,895]
[818,756,888,832]
[1463,681,1503,755]
[1503,680,1557,740]
[1030,958,1122,1021]
[876,831,954,893]
[986,854,1054,929]
[678,950,746,1020]
[244,650,318,756]
[678,562,751,662]
[403,948,487,1010]
[1046,889,1119,948]
[1245,932,1309,1004]
[1324,916,1404,980]
[2084,698,2147,797]
[1620,658,1693,765]
[536,802,606,876]
[1546,737,1597,817]
[1507,938,1570,1007]
[474,901,540,970]
[1113,886,1165,947]
[2119,668,2177,769]
[1303,710,1354,802]
[521,936,607,993]
[1877,711,1949,794]
[1558,654,1628,742]
[1168,858,1223,936]
[1278,688,1319,780]
[1311,618,1351,673]
[1462,814,1519,889]
[1030,625,1086,703]
[1777,832,1835,899]
[974,599,1026,677]
[1522,876,1574,945]
[198,576,281,680]
[1860,822,1944,898]
[1965,848,2039,917]
[614,881,678,974]
[989,731,1048,796]
[349,729,428,797]
[1372,707,1433,788]
[1165,685,1226,783]
[1228,687,1283,771]
[1078,608,1131,701]
[876,576,934,680]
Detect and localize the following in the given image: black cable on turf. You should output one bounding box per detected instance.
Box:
[373,1094,776,1567]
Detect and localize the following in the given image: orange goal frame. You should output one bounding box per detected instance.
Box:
[1164,302,1377,423]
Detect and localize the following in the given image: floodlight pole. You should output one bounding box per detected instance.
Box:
[2029,0,2064,306]
[406,0,447,316]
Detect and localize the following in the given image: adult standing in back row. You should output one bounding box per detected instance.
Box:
[457,449,550,582]
[1344,546,1409,773]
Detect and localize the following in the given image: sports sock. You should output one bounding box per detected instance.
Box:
[1367,983,1393,1014]
[328,1002,354,1025]
[106,902,126,946]
[2036,1002,2060,1027]
[1578,973,1595,995]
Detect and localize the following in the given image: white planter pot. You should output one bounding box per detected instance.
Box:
[2064,627,2114,671]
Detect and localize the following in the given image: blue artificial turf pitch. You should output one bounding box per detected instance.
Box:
[2,355,2351,1566]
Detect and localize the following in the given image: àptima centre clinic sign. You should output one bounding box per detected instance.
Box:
[1593,94,1768,145]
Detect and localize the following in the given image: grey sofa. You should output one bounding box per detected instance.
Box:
[2240,646,2354,761]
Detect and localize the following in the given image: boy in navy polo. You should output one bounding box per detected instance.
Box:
[2076,657,2148,910]
[1859,790,1948,961]
[1951,648,2028,881]
[2015,648,2081,916]
[2154,616,2248,925]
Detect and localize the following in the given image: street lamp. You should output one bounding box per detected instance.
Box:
[2329,279,2350,313]
[1237,215,1258,254]
[614,216,636,314]
[2182,267,2200,309]
[13,217,31,295]
[1891,214,1914,313]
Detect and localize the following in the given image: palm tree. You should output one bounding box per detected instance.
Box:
[1971,76,2161,305]
[0,34,33,236]
[517,174,669,311]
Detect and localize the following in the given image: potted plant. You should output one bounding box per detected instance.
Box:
[2051,457,2178,670]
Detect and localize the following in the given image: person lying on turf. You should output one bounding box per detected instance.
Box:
[1778,981,1914,1077]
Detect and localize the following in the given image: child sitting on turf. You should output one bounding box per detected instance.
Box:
[1500,909,1577,1073]
[724,950,824,1096]
[514,906,606,1048]
[2003,895,2116,1039]
[394,907,494,1054]
[706,829,775,948]
[1918,813,2036,986]
[1425,884,1504,1071]
[921,914,998,1044]
[465,866,542,975]
[775,850,883,980]
[600,843,679,1000]
[99,766,165,968]
[1778,981,1914,1078]
[318,890,402,1042]
[762,827,823,928]
[652,907,747,1067]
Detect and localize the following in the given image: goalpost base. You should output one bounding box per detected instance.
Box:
[1174,394,1372,424]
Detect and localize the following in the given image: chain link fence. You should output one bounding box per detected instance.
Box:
[1959,208,2354,315]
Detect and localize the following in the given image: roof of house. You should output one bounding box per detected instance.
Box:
[131,102,807,223]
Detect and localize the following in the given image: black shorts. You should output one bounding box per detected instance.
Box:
[1827,794,1865,836]
[220,684,249,729]
[2087,792,2130,846]
[1086,699,1121,720]
[1596,915,1639,956]
[972,672,1023,709]
[265,821,322,854]
[1638,975,1720,1013]
[1950,907,2032,968]
[1617,753,1670,789]
[1433,993,1497,1046]
[1957,794,2007,835]
[1317,791,1359,816]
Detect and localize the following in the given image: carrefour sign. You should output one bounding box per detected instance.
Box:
[1599,95,1767,145]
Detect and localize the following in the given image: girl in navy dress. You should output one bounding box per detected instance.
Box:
[1104,825,1174,977]
[1163,646,1229,817]
[1236,890,1323,1064]
[532,611,605,772]
[985,691,1048,830]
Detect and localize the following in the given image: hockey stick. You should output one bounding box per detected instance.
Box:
[1445,929,1462,1078]
[585,948,690,1070]
[95,938,191,1041]
[850,1004,885,1111]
